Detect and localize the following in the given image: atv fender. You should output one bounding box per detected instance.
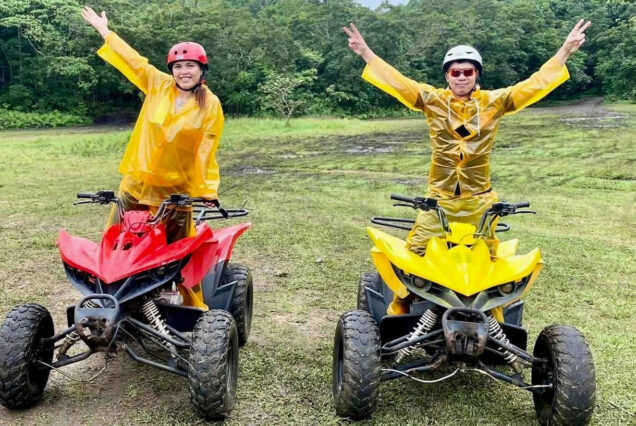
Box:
[181,223,251,311]
[180,223,251,289]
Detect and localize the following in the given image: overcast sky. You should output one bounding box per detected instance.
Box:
[356,0,408,9]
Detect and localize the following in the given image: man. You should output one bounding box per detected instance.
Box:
[343,20,591,256]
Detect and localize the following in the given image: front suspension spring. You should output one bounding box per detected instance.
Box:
[142,300,177,356]
[57,299,100,360]
[395,309,438,363]
[487,315,518,364]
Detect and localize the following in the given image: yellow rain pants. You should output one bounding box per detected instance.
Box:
[406,190,499,256]
[97,32,224,207]
[362,55,569,253]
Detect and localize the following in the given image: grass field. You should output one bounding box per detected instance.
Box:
[0,100,635,425]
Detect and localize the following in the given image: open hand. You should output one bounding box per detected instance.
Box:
[560,19,591,56]
[81,5,110,37]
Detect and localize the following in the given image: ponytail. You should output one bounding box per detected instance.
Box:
[194,83,207,109]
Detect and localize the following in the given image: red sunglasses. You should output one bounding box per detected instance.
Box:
[449,68,476,77]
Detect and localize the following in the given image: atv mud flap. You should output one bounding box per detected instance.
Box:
[201,260,236,310]
[442,308,489,363]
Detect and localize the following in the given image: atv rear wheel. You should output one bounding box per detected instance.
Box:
[0,303,54,409]
[357,272,382,313]
[188,310,239,420]
[332,310,381,420]
[532,324,596,425]
[223,263,253,346]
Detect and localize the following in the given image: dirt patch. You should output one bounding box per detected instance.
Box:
[335,131,425,155]
[226,166,276,176]
[537,97,627,129]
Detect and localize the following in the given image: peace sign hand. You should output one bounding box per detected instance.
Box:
[561,19,591,56]
[343,23,375,62]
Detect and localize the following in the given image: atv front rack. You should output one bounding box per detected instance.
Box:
[193,206,249,224]
[370,216,510,233]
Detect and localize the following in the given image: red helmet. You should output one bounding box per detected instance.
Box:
[167,42,208,70]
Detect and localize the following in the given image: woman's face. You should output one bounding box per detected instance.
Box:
[172,61,203,90]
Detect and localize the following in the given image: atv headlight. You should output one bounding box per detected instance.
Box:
[411,276,432,291]
[497,282,515,296]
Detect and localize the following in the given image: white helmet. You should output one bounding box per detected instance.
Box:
[442,45,482,73]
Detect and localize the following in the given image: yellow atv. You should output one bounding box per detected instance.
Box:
[332,194,596,424]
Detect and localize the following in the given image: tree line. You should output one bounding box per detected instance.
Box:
[0,0,634,121]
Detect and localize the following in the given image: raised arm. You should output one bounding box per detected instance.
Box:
[81,5,167,94]
[504,19,591,114]
[343,23,430,111]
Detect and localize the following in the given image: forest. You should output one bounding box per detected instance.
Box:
[0,0,634,124]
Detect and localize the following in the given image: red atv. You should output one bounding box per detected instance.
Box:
[0,191,254,420]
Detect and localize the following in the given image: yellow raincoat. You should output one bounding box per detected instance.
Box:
[97,32,224,206]
[362,55,569,254]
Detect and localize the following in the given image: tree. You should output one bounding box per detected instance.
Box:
[258,69,316,125]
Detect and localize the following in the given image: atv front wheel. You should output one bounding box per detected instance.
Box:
[0,303,54,409]
[332,310,381,420]
[532,324,596,425]
[357,272,382,313]
[223,263,253,346]
[188,310,239,420]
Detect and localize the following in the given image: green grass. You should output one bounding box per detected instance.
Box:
[0,107,635,425]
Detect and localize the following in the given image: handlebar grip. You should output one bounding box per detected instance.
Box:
[77,192,94,199]
[513,201,530,208]
[390,194,415,203]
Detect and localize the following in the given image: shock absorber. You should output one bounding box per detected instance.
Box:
[142,300,176,356]
[487,315,521,369]
[395,309,438,363]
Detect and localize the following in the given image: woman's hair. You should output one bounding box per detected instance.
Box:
[193,82,207,109]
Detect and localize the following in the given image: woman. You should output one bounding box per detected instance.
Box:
[81,6,223,242]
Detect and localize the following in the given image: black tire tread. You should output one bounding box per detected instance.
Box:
[357,272,382,312]
[532,324,596,426]
[333,310,381,420]
[224,263,253,346]
[0,303,54,409]
[188,309,238,420]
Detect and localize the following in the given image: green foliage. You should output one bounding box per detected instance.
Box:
[0,0,635,124]
[259,69,317,124]
[0,108,91,129]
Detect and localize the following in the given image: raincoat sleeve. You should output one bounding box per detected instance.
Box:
[503,56,569,115]
[362,56,435,111]
[191,96,225,199]
[97,32,170,95]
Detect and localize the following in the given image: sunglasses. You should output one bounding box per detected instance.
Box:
[449,68,476,77]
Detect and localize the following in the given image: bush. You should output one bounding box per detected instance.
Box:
[0,109,91,130]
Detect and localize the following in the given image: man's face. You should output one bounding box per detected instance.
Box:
[445,61,479,98]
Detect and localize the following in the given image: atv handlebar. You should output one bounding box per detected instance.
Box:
[390,194,439,211]
[387,194,535,236]
[74,191,247,224]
